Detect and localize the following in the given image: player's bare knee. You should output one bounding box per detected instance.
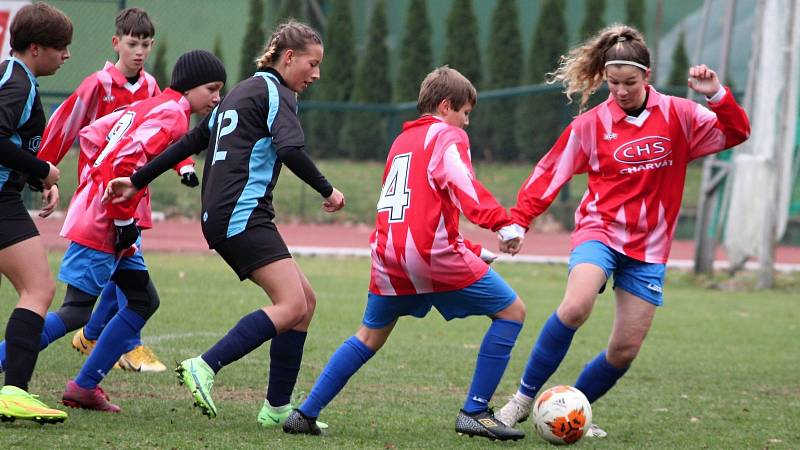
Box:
[557,301,591,328]
[607,343,640,367]
[495,297,526,322]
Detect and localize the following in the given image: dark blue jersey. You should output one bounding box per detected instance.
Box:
[199,69,305,247]
[0,58,45,192]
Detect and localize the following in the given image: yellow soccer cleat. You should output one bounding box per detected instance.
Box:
[117,345,167,372]
[71,328,96,356]
[0,385,67,424]
[72,328,121,369]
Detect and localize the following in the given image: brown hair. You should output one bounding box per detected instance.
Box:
[255,20,322,69]
[115,7,155,39]
[417,66,477,115]
[10,3,73,52]
[547,24,650,110]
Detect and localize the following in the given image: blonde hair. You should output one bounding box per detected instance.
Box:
[417,66,477,115]
[547,24,650,110]
[255,20,322,69]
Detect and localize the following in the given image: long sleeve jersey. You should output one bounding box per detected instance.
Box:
[369,115,512,296]
[38,62,194,178]
[511,86,750,263]
[61,89,192,253]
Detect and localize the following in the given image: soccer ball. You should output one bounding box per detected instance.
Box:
[532,385,592,445]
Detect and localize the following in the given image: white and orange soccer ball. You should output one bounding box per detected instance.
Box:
[532,385,592,445]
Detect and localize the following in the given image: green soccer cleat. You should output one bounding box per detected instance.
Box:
[0,385,67,424]
[257,400,328,429]
[176,357,218,418]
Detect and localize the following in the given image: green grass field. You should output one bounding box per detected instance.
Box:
[1,253,798,449]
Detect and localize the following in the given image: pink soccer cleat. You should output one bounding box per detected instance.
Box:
[61,380,121,413]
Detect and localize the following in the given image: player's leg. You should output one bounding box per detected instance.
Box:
[0,242,106,369]
[62,269,160,412]
[114,248,167,372]
[439,269,525,441]
[0,234,67,423]
[284,322,395,435]
[80,282,119,342]
[284,289,425,435]
[177,256,304,418]
[259,262,328,428]
[497,241,613,427]
[573,260,661,438]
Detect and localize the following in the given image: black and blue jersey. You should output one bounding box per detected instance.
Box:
[0,57,47,192]
[200,69,307,246]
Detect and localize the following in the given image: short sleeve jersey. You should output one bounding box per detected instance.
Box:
[0,57,45,192]
[199,69,304,247]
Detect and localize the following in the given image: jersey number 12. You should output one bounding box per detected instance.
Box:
[377,152,411,222]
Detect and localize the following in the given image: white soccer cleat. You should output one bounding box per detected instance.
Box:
[496,393,533,427]
[584,423,607,438]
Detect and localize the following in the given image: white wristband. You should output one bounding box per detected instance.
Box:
[498,224,526,242]
[114,218,134,226]
[706,86,726,103]
[179,165,195,175]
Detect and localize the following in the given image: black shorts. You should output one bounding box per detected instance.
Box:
[0,192,39,251]
[212,222,291,281]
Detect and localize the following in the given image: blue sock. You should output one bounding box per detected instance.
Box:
[463,319,523,414]
[0,312,67,369]
[83,283,120,340]
[112,285,143,353]
[519,312,577,398]
[267,330,307,407]
[201,310,276,373]
[574,350,629,403]
[299,336,375,418]
[75,308,146,389]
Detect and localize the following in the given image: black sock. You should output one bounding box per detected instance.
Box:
[201,310,276,373]
[4,308,44,391]
[267,329,307,407]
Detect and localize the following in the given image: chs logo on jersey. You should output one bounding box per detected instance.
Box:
[613,136,671,164]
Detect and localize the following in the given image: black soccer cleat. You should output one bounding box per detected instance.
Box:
[455,409,525,441]
[282,409,323,436]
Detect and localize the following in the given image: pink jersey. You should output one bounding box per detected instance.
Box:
[511,86,750,263]
[369,115,512,295]
[39,62,161,173]
[61,89,191,253]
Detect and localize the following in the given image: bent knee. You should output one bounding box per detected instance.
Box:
[607,344,641,367]
[557,298,593,328]
[495,297,526,322]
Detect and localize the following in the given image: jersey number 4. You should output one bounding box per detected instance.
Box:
[377,152,411,222]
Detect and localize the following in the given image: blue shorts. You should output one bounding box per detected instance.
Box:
[362,268,517,329]
[58,240,147,296]
[568,240,666,306]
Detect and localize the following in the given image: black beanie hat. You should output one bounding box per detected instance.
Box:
[170,50,226,93]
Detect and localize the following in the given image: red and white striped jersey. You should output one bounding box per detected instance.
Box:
[39,62,162,176]
[369,115,512,295]
[61,89,192,253]
[511,86,750,263]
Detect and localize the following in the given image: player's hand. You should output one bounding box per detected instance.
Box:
[180,171,199,188]
[42,162,60,189]
[499,237,523,255]
[114,222,140,252]
[687,64,722,97]
[39,185,59,218]
[103,177,140,204]
[323,187,345,212]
